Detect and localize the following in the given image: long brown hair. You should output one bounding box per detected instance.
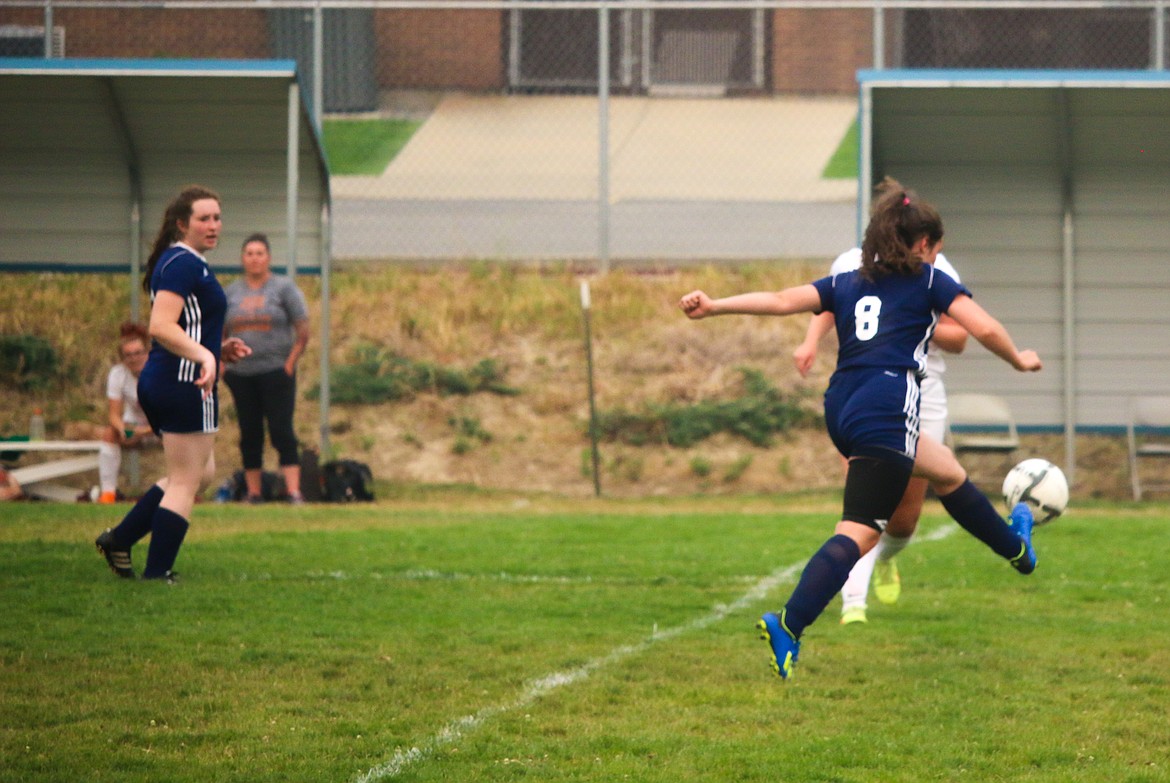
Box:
[142,185,220,292]
[859,177,944,281]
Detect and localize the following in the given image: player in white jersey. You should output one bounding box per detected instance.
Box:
[794,249,968,624]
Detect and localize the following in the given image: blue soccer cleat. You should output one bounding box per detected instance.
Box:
[1008,502,1036,575]
[757,611,800,680]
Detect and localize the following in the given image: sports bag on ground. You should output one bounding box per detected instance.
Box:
[321,460,375,502]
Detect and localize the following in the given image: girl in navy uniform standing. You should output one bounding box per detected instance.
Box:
[679,183,1042,679]
[95,185,250,581]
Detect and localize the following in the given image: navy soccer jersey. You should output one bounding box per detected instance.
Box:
[137,243,228,434]
[812,264,971,464]
[812,263,969,378]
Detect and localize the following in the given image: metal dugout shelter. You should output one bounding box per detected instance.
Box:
[857,69,1170,482]
[0,58,335,453]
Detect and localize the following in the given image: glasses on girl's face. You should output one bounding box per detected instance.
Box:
[122,349,147,358]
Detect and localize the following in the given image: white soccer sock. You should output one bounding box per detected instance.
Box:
[875,532,913,562]
[840,546,877,611]
[98,442,122,494]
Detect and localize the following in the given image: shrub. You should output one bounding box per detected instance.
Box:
[723,454,753,483]
[0,335,60,391]
[311,344,519,404]
[689,456,712,478]
[594,368,820,448]
[450,415,492,444]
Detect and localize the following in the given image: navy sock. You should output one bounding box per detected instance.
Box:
[110,484,164,546]
[939,479,1021,560]
[142,507,189,579]
[783,534,861,639]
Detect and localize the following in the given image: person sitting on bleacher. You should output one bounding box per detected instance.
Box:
[0,466,21,501]
[96,322,160,503]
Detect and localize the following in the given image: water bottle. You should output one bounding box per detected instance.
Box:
[28,408,45,441]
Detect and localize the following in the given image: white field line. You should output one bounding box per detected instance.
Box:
[352,523,960,783]
[234,568,764,586]
[351,565,800,783]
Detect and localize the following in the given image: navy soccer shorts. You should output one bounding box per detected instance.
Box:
[823,368,920,470]
[137,362,219,435]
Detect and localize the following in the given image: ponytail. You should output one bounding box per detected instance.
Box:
[859,177,944,281]
[143,185,220,292]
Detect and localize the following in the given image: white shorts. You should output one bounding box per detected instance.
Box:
[920,375,948,443]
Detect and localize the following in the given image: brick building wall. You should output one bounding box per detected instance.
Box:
[375,10,504,90]
[0,7,270,59]
[772,9,872,94]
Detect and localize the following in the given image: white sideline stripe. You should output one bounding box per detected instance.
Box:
[352,523,959,783]
[917,523,958,544]
[235,569,764,586]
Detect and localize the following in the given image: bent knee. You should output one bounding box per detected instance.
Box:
[199,456,217,492]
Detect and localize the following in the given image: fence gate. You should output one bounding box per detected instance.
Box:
[644,8,765,95]
[508,6,766,94]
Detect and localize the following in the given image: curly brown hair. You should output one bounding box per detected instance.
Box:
[859,177,944,281]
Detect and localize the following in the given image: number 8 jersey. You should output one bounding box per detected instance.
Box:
[812,264,970,378]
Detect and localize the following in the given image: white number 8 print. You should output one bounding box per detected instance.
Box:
[855,296,882,341]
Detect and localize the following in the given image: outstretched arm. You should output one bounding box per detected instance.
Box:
[946,295,1041,372]
[679,284,822,320]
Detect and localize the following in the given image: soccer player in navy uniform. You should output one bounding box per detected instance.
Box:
[679,182,1042,679]
[795,180,971,625]
[95,185,250,581]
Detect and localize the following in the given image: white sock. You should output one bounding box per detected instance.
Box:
[875,532,913,562]
[840,546,877,612]
[98,442,121,494]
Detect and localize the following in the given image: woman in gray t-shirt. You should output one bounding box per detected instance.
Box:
[223,233,310,503]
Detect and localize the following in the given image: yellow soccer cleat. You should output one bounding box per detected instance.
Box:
[840,606,868,625]
[873,559,901,605]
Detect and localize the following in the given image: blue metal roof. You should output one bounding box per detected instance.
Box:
[858,68,1170,88]
[0,57,298,77]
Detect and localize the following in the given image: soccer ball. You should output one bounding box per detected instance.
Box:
[1002,458,1068,525]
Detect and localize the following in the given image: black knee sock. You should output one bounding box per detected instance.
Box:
[111,484,164,546]
[782,534,861,639]
[938,479,1021,560]
[142,507,189,579]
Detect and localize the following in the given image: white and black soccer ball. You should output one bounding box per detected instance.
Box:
[1002,458,1068,525]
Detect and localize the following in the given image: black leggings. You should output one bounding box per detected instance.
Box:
[224,369,299,469]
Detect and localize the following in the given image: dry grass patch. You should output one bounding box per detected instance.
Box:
[0,265,1139,501]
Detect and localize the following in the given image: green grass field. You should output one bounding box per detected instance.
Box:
[2,493,1167,783]
[822,117,859,180]
[322,119,423,176]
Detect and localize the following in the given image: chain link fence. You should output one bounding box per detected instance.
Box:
[2,0,1167,264]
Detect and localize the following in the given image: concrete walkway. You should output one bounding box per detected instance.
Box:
[329,93,861,261]
[331,93,857,203]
